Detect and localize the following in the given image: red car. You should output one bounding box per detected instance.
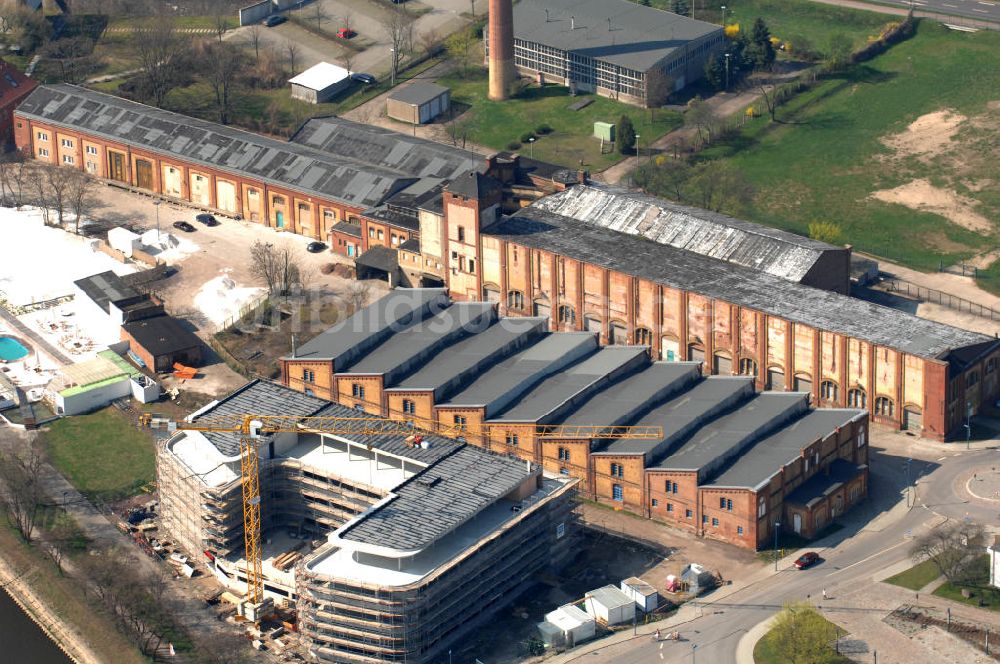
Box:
[794,551,820,569]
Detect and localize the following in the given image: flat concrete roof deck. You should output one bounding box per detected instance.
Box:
[488,346,648,424]
[706,409,865,490]
[656,392,809,479]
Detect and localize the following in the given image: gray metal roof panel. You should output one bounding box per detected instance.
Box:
[488,346,648,423]
[533,186,837,282]
[487,208,992,358]
[289,115,479,180]
[388,317,549,396]
[560,362,702,426]
[586,585,633,609]
[17,85,410,209]
[290,289,449,362]
[707,409,864,490]
[339,446,533,550]
[599,377,754,456]
[785,458,865,507]
[656,392,809,479]
[345,302,496,378]
[439,332,597,415]
[388,81,450,106]
[513,0,723,72]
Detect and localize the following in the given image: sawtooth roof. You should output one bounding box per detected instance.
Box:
[17,84,417,210]
[532,185,840,283]
[512,0,723,72]
[488,206,993,360]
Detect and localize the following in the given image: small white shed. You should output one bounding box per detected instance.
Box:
[583,585,635,626]
[289,62,352,104]
[108,227,141,257]
[621,577,659,613]
[539,604,595,647]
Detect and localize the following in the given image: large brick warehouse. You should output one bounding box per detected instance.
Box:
[12,84,1000,442]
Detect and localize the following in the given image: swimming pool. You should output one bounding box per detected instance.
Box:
[0,337,29,362]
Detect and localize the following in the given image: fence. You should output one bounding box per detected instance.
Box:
[884,279,1000,321]
[217,292,271,332]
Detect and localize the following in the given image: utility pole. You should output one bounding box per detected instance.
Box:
[153,199,161,242]
[904,457,911,507]
[773,520,781,571]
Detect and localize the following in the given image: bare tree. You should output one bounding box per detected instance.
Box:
[0,154,27,207]
[645,67,674,122]
[684,96,717,145]
[131,14,188,107]
[346,280,371,313]
[246,23,263,63]
[250,240,301,296]
[341,48,355,79]
[445,27,476,77]
[41,511,88,575]
[44,164,76,227]
[687,161,754,213]
[203,40,244,125]
[211,4,229,43]
[750,72,778,121]
[384,4,414,83]
[285,41,300,77]
[419,28,443,60]
[0,439,47,543]
[30,165,52,225]
[911,521,986,585]
[311,2,330,31]
[68,169,95,234]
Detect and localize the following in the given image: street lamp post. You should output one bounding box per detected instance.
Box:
[773,520,781,571]
[390,48,396,87]
[528,136,535,159]
[692,643,698,664]
[635,133,640,163]
[721,5,727,26]
[724,52,731,90]
[153,200,161,242]
[904,457,911,507]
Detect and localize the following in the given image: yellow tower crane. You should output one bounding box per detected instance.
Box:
[145,412,663,611]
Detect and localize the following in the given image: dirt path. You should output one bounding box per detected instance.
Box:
[869,252,1000,314]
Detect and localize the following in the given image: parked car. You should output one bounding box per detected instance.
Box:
[307,241,327,253]
[337,28,356,39]
[351,72,377,85]
[195,213,219,227]
[263,14,286,27]
[173,221,196,233]
[793,551,820,569]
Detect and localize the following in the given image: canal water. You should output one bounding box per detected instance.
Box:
[0,587,72,664]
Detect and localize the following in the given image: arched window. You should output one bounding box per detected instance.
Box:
[739,358,757,376]
[507,290,524,311]
[847,388,867,409]
[820,381,839,402]
[874,396,894,417]
[557,305,576,325]
[635,327,652,346]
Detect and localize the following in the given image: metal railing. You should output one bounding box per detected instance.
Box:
[882,279,1000,321]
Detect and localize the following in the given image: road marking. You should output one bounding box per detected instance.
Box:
[825,538,911,577]
[659,654,664,660]
[937,456,947,461]
[660,643,664,650]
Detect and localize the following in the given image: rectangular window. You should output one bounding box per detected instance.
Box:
[351,384,364,399]
[666,503,673,512]
[453,414,467,429]
[60,138,73,148]
[468,258,476,274]
[612,484,623,501]
[505,434,518,446]
[686,509,693,518]
[302,369,315,383]
[702,514,708,524]
[558,447,570,461]
[368,227,375,238]
[737,526,744,536]
[86,145,98,155]
[726,499,733,511]
[457,226,465,242]
[610,463,623,478]
[719,497,726,509]
[377,230,384,240]
[651,499,658,508]
[402,399,415,415]
[711,517,719,527]
[38,148,48,157]
[62,155,74,164]
[36,131,47,141]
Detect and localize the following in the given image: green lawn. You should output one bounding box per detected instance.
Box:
[933,555,1000,611]
[884,559,942,591]
[650,0,892,53]
[754,609,851,664]
[42,408,155,503]
[108,15,236,30]
[437,69,683,170]
[694,21,1000,273]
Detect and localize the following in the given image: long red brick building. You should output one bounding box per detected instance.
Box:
[13,83,999,442]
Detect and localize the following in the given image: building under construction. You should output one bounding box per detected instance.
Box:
[157,380,577,663]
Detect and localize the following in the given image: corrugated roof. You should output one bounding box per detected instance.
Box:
[387,81,449,106]
[487,207,994,359]
[288,62,350,90]
[532,186,839,283]
[17,85,415,210]
[560,362,701,427]
[290,115,478,181]
[512,0,722,72]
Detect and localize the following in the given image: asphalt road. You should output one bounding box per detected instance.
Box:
[579,446,999,663]
[872,0,1000,22]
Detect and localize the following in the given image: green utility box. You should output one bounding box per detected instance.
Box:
[594,121,616,142]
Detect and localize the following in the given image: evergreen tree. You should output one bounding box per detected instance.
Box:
[618,115,636,155]
[670,0,690,14]
[747,18,776,70]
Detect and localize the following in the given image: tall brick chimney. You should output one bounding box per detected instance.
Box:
[488,0,514,101]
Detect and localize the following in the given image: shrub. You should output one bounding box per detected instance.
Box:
[536,124,553,135]
[507,141,522,150]
[519,131,535,143]
[808,220,843,244]
[320,263,335,275]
